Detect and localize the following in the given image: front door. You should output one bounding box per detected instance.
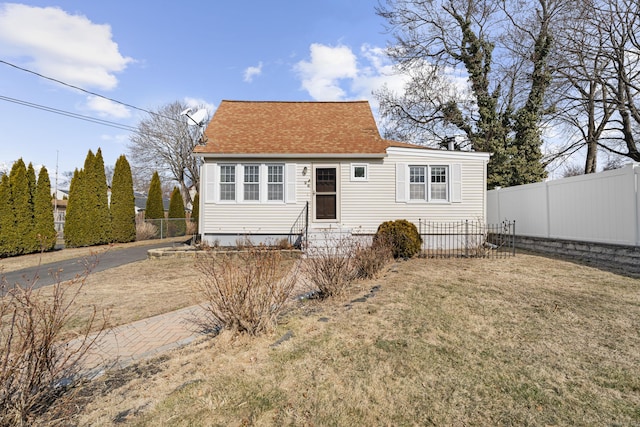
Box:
[314,166,337,221]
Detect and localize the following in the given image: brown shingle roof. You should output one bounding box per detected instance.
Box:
[194,100,422,155]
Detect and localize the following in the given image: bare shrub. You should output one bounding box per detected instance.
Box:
[135,221,158,241]
[195,247,298,335]
[303,234,356,298]
[185,220,197,236]
[0,263,105,426]
[353,238,394,280]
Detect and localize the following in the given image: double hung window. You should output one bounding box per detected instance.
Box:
[219,165,236,201]
[243,165,260,201]
[267,165,284,201]
[409,165,449,202]
[218,163,285,203]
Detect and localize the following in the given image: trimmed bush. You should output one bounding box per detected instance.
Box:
[375,219,422,259]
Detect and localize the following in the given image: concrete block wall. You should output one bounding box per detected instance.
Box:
[514,235,640,275]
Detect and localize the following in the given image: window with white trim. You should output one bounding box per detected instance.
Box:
[219,165,236,201]
[267,164,284,201]
[243,164,260,201]
[430,166,448,200]
[409,166,426,200]
[351,163,368,181]
[409,165,449,202]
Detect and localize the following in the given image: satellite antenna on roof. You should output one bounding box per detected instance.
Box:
[180,107,209,145]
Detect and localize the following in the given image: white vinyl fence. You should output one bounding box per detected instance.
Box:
[487,163,640,246]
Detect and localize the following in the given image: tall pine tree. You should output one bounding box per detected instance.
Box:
[110,155,136,243]
[168,186,186,236]
[34,166,57,251]
[145,171,164,220]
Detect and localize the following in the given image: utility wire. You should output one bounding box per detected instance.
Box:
[0,94,139,132]
[0,59,182,123]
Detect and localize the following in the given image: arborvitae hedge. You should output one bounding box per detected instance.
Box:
[34,166,57,252]
[191,192,199,232]
[10,160,32,255]
[64,169,84,247]
[167,187,186,236]
[0,174,14,257]
[92,149,112,244]
[25,163,38,253]
[145,171,164,220]
[110,155,136,243]
[64,149,114,248]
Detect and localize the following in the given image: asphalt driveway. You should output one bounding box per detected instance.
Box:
[1,240,187,293]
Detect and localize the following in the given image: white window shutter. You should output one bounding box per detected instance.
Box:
[204,163,217,203]
[451,163,462,203]
[285,163,296,203]
[396,163,407,202]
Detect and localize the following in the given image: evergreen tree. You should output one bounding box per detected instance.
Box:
[92,148,112,244]
[191,192,199,233]
[110,155,136,243]
[167,186,186,236]
[9,160,32,254]
[145,171,164,220]
[0,174,14,256]
[64,169,83,247]
[25,163,38,252]
[34,166,57,252]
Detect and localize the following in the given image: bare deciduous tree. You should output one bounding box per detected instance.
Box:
[548,0,640,173]
[376,0,569,188]
[128,101,209,206]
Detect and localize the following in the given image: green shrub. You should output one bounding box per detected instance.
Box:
[374,219,422,259]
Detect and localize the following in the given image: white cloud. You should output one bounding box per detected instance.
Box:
[86,96,131,118]
[294,43,407,104]
[294,44,358,101]
[243,62,263,83]
[0,3,132,90]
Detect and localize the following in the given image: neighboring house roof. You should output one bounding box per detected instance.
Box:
[194,100,421,156]
[134,192,170,212]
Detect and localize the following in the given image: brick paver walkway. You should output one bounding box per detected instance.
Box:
[67,305,208,378]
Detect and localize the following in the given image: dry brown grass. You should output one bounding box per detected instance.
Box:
[64,253,639,426]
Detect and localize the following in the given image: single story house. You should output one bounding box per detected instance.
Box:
[193,100,490,246]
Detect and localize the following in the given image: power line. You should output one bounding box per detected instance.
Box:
[0,94,138,132]
[0,59,182,123]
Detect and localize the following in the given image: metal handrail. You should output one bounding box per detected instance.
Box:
[289,201,309,248]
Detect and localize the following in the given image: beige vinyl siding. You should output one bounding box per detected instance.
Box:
[200,148,489,236]
[338,150,488,234]
[201,160,311,235]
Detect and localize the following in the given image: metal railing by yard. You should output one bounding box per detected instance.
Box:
[289,201,309,249]
[418,219,516,258]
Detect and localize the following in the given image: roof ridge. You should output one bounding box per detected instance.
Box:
[219,99,370,104]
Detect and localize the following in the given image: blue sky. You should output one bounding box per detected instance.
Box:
[0,1,405,180]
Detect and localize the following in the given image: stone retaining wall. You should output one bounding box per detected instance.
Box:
[148,247,302,259]
[514,235,640,275]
